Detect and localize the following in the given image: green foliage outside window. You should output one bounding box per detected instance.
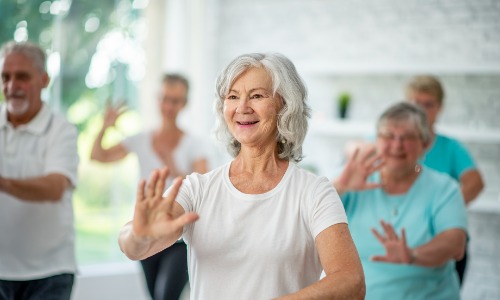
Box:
[0,0,146,264]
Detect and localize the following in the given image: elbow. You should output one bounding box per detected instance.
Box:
[354,272,366,299]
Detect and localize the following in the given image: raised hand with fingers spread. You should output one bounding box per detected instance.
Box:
[119,167,199,260]
[370,220,413,264]
[333,144,385,195]
[102,101,127,129]
[132,167,199,242]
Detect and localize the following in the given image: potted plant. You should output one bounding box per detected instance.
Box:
[337,92,351,119]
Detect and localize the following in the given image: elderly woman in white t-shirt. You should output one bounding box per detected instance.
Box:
[118,53,365,299]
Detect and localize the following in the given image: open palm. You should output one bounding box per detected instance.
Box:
[335,145,385,192]
[132,167,198,241]
[371,220,413,264]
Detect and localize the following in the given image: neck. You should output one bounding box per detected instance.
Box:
[380,165,421,194]
[159,119,179,133]
[233,144,286,174]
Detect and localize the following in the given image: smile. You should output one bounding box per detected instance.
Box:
[237,121,258,125]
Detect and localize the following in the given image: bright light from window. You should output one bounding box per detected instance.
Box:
[47,52,61,78]
[85,16,100,33]
[50,0,71,15]
[16,20,27,28]
[39,1,51,14]
[132,0,149,10]
[14,27,28,42]
[85,52,111,88]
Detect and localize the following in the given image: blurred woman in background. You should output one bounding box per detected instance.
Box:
[333,102,467,299]
[91,74,208,300]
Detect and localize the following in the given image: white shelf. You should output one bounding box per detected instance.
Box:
[309,118,500,144]
[297,62,500,76]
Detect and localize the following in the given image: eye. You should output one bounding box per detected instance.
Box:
[250,94,263,99]
[226,94,238,100]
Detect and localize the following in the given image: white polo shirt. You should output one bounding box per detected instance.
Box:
[0,102,79,280]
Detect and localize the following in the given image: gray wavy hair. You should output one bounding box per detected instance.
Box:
[0,41,46,73]
[377,102,431,144]
[214,53,310,163]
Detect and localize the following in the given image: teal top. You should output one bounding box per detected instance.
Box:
[420,133,476,180]
[342,167,467,300]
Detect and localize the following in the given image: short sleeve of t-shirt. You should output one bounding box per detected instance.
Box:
[309,177,348,238]
[423,135,476,180]
[430,175,468,235]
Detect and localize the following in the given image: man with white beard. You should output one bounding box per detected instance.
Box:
[0,41,79,300]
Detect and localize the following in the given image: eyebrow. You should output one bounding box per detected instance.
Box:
[228,87,270,94]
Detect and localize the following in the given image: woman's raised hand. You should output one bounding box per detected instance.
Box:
[103,102,127,129]
[333,144,384,194]
[131,167,199,242]
[370,220,413,264]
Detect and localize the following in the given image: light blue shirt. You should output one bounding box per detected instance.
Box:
[342,167,467,300]
[421,134,476,181]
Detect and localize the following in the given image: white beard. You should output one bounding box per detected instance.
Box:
[7,97,30,116]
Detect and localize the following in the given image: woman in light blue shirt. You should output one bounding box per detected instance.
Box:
[333,102,468,299]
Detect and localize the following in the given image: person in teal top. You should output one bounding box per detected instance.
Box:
[333,102,468,299]
[405,75,484,204]
[406,75,484,284]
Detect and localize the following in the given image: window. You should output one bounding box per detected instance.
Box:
[0,0,149,265]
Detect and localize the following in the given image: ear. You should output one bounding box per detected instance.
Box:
[41,72,50,88]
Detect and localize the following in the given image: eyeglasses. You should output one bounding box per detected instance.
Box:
[377,132,420,143]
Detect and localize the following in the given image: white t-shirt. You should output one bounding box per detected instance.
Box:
[0,103,79,280]
[175,162,347,300]
[122,131,207,186]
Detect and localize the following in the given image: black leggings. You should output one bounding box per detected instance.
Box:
[455,249,467,286]
[140,242,188,300]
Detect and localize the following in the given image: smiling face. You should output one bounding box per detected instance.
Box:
[376,120,427,174]
[1,52,48,124]
[223,67,283,150]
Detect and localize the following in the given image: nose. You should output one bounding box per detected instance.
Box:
[235,97,252,114]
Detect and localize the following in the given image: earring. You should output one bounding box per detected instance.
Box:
[414,164,422,173]
[281,139,286,144]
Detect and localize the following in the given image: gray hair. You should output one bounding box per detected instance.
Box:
[214,53,310,163]
[0,41,47,73]
[405,75,445,105]
[377,102,431,144]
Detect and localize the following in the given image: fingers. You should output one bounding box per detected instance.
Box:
[381,220,398,240]
[362,182,383,190]
[154,167,169,198]
[371,227,386,244]
[347,147,360,165]
[370,255,389,262]
[401,228,407,246]
[162,177,183,212]
[136,179,146,202]
[172,212,199,228]
[145,170,160,199]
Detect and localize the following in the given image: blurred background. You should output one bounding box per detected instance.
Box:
[1,0,499,299]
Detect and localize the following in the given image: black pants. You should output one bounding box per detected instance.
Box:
[455,249,467,286]
[0,273,74,300]
[140,242,189,300]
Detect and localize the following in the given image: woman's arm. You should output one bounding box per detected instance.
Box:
[371,221,467,267]
[410,229,467,267]
[460,169,484,205]
[118,168,199,260]
[278,224,366,300]
[91,105,129,163]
